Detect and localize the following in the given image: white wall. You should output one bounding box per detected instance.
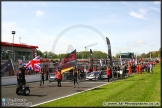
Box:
[1,74,45,85]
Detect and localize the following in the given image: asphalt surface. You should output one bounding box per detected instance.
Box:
[2,80,109,107]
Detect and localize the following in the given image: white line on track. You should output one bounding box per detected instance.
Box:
[30,82,112,107]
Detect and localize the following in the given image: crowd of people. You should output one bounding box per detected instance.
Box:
[120,59,158,76]
[76,58,159,82]
[16,57,159,88]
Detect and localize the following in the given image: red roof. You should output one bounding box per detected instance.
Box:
[1,41,38,49]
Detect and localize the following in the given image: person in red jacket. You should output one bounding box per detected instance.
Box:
[87,68,91,73]
[53,70,57,75]
[136,64,139,74]
[139,64,142,74]
[57,70,62,87]
[128,64,132,75]
[93,67,97,71]
[106,66,111,82]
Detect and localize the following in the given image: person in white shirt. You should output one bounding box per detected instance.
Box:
[100,59,102,66]
[84,68,87,75]
[149,64,152,73]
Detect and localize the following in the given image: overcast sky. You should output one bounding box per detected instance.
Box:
[2,1,161,56]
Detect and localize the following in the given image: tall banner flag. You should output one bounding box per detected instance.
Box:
[106,37,114,79]
[58,49,77,74]
[106,37,113,67]
[1,59,14,77]
[23,56,41,72]
[119,54,122,66]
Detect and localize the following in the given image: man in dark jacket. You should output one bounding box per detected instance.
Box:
[46,68,49,80]
[18,68,22,92]
[20,66,26,85]
[17,70,21,85]
[17,67,26,92]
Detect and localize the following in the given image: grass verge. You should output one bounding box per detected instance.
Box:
[36,62,161,107]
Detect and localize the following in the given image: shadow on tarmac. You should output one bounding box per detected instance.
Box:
[27,94,47,97]
[91,87,107,91]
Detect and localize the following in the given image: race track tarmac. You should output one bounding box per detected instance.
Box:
[2,80,109,107]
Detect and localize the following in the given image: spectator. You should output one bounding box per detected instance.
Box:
[54,70,58,75]
[46,68,49,80]
[128,64,132,75]
[84,67,87,74]
[121,64,125,78]
[57,70,62,87]
[93,67,97,71]
[40,68,45,86]
[147,63,150,73]
[150,63,153,73]
[106,66,111,82]
[136,64,139,74]
[16,69,21,85]
[139,64,142,74]
[73,66,79,88]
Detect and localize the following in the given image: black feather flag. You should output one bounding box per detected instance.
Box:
[88,49,93,72]
[106,37,113,67]
[106,37,114,79]
[58,49,77,73]
[1,59,14,77]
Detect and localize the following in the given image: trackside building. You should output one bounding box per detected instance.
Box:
[1,41,38,76]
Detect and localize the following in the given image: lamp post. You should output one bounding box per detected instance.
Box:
[11,31,15,60]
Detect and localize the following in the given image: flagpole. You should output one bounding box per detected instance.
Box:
[10,59,15,76]
[10,59,14,71]
[135,53,137,65]
[11,31,15,60]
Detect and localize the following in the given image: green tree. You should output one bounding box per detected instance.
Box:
[43,51,48,58]
[115,53,119,59]
[37,50,43,57]
[140,53,146,58]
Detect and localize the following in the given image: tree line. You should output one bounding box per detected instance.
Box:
[37,50,108,59]
[37,48,161,60]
